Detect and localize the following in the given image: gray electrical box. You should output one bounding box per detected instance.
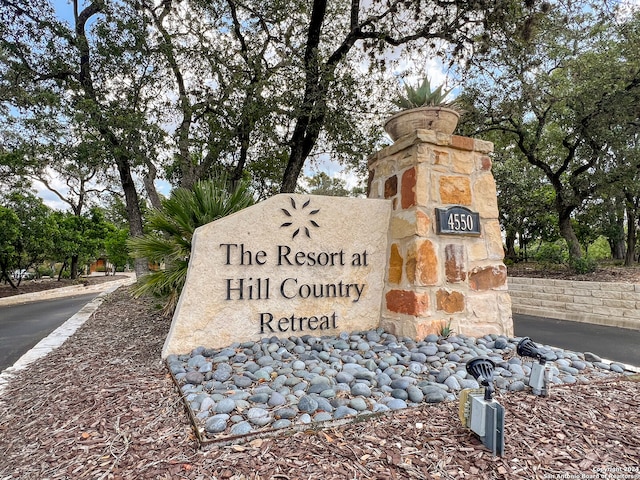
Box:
[529,362,549,396]
[470,394,487,436]
[467,392,505,456]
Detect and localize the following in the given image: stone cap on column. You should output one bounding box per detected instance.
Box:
[368,130,494,168]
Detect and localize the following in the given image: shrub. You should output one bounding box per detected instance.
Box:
[568,256,597,274]
[587,236,611,260]
[533,241,567,265]
[128,177,255,315]
[36,265,55,278]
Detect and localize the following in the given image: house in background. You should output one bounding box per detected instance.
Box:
[89,257,115,275]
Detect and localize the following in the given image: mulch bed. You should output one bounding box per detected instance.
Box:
[507,262,640,284]
[0,288,639,479]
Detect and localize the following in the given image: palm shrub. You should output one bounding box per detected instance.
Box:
[128,177,254,315]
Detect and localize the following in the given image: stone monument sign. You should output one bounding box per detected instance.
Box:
[163,129,514,358]
[162,194,391,357]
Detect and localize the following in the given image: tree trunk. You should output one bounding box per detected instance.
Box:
[505,231,517,261]
[0,263,17,289]
[612,237,626,261]
[625,208,637,267]
[75,1,148,280]
[143,159,163,210]
[70,255,79,280]
[281,132,320,193]
[518,233,530,261]
[280,0,329,193]
[58,260,67,281]
[115,156,147,279]
[558,211,582,259]
[606,210,626,260]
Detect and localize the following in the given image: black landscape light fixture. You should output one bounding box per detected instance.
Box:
[459,358,505,456]
[517,337,550,397]
[517,337,547,364]
[466,358,496,400]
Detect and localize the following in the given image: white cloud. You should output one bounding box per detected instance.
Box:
[32,178,70,211]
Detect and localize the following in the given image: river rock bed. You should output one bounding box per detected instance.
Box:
[166,330,629,442]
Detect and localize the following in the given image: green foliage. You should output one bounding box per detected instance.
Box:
[392,77,460,111]
[533,241,568,265]
[0,206,21,285]
[36,264,55,277]
[5,0,639,252]
[104,227,131,272]
[49,208,112,279]
[1,0,525,206]
[532,238,603,273]
[568,256,597,274]
[299,172,363,197]
[572,214,602,254]
[587,236,611,261]
[574,197,625,260]
[0,0,153,257]
[0,192,55,285]
[485,138,559,260]
[438,320,453,339]
[0,207,20,253]
[461,4,640,260]
[128,177,255,315]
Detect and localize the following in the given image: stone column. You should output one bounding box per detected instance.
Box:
[368,130,513,339]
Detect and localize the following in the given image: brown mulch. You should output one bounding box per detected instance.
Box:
[1,289,639,480]
[0,275,129,298]
[507,262,640,284]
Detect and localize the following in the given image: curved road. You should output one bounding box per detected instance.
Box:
[0,293,99,372]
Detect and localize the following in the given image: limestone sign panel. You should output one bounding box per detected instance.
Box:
[162,194,391,357]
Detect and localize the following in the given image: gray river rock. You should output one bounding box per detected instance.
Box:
[167,329,631,440]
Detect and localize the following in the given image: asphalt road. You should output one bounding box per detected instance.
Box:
[0,293,99,372]
[513,313,640,367]
[1,293,638,373]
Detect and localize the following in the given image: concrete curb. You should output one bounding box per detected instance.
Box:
[0,274,135,307]
[0,276,135,396]
[605,360,640,373]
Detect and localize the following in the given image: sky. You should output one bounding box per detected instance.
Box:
[32,178,70,211]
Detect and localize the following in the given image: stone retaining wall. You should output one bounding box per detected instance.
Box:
[508,276,640,330]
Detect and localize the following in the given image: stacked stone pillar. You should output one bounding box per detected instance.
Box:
[368,130,513,339]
